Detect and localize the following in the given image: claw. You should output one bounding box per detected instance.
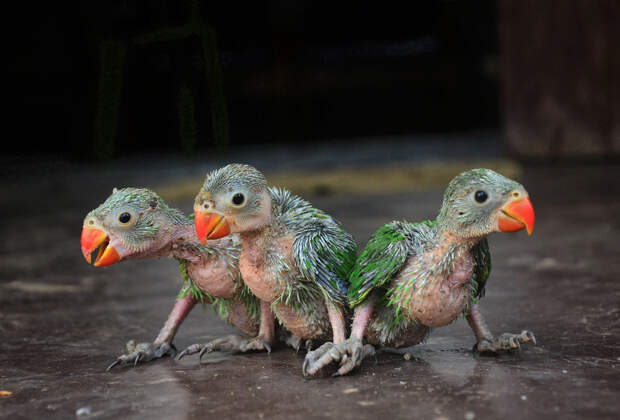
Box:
[303,340,371,377]
[134,353,142,367]
[106,359,121,372]
[177,348,191,360]
[199,344,211,360]
[526,331,537,345]
[264,341,271,354]
[477,330,536,354]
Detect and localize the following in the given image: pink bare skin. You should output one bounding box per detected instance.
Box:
[389,238,474,329]
[238,223,342,346]
[82,191,262,370]
[194,185,348,354]
[304,235,479,376]
[104,224,260,370]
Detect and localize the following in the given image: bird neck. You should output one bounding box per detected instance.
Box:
[238,214,279,242]
[428,226,479,275]
[142,221,208,262]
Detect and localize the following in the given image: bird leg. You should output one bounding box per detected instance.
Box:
[107,293,195,371]
[178,300,275,360]
[303,296,376,376]
[466,302,536,354]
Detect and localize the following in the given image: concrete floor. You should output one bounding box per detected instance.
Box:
[1,144,619,419]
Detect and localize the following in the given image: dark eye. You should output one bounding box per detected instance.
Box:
[232,193,245,206]
[474,190,488,203]
[118,212,132,223]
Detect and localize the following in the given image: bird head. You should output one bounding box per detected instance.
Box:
[81,188,185,266]
[437,168,535,239]
[193,164,271,244]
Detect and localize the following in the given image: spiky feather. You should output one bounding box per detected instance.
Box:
[271,187,358,306]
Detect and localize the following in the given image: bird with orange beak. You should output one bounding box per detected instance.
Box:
[81,187,263,370]
[304,168,536,376]
[187,164,357,359]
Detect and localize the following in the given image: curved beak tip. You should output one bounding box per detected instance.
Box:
[194,210,231,242]
[93,245,120,267]
[499,197,535,235]
[80,227,120,266]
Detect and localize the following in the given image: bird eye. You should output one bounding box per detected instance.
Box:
[474,190,488,203]
[231,193,245,206]
[118,212,132,224]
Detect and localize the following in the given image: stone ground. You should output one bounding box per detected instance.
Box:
[1,136,619,419]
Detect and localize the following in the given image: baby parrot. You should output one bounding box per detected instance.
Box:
[191,164,357,357]
[81,187,262,370]
[304,168,536,376]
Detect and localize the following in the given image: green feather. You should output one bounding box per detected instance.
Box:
[177,258,214,304]
[468,237,492,304]
[348,222,409,307]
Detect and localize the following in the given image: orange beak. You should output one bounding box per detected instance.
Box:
[498,197,535,235]
[80,227,120,266]
[194,211,231,244]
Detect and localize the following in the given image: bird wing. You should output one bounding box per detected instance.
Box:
[347,220,430,307]
[470,237,491,299]
[271,188,358,306]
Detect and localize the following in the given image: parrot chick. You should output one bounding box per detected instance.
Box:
[190,164,357,359]
[81,187,261,370]
[304,168,536,376]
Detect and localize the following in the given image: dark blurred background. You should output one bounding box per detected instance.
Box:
[4,0,620,160]
[3,3,620,418]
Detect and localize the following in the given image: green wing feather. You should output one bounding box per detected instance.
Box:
[271,188,357,306]
[347,222,410,307]
[293,214,358,306]
[470,238,491,300]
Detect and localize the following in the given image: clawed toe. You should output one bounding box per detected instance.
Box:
[522,330,536,345]
[106,359,121,371]
[475,330,537,354]
[106,341,176,371]
[303,342,336,377]
[303,339,373,377]
[178,335,272,363]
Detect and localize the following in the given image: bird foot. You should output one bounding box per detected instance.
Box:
[282,333,313,353]
[303,338,375,377]
[177,334,272,361]
[106,340,176,371]
[475,330,536,354]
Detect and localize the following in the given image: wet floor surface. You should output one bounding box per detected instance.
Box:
[1,153,619,419]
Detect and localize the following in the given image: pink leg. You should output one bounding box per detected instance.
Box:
[466,302,494,342]
[107,293,196,371]
[466,302,536,353]
[327,304,347,345]
[303,295,376,376]
[179,299,275,359]
[257,299,275,344]
[154,293,196,345]
[351,295,375,341]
